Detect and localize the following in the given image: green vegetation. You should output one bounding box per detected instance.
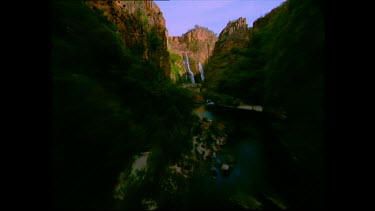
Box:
[168,51,198,84]
[188,55,198,74]
[52,0,324,209]
[187,39,199,52]
[147,27,162,51]
[168,50,184,83]
[52,0,195,209]
[169,51,181,65]
[137,10,149,29]
[203,0,324,208]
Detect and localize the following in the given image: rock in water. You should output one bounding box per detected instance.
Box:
[221,163,230,171]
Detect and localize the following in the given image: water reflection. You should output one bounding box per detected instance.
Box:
[193,105,216,121]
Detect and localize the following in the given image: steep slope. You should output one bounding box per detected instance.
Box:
[203,17,251,93]
[213,17,250,55]
[168,25,218,82]
[202,0,324,209]
[85,0,171,76]
[52,0,196,209]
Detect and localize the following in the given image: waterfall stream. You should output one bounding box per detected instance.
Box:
[199,62,204,81]
[184,53,195,84]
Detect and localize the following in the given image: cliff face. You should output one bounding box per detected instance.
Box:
[85,0,170,77]
[202,17,251,91]
[213,17,250,55]
[168,26,218,80]
[203,2,325,202]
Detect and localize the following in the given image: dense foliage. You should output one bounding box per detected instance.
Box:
[203,0,324,208]
[52,0,196,209]
[169,50,184,83]
[52,0,325,209]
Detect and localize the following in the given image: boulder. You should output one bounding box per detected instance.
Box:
[221,163,230,171]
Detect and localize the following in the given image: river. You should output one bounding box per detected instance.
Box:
[188,104,291,209]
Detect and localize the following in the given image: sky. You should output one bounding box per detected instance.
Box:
[156,0,286,36]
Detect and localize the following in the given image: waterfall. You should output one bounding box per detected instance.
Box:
[199,62,204,81]
[185,53,195,84]
[182,54,188,80]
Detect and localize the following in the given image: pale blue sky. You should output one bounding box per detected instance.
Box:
[156,0,286,36]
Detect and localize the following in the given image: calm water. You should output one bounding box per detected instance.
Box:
[189,105,270,208]
[188,103,323,209]
[193,105,216,121]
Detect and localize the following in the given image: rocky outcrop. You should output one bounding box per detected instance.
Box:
[219,17,248,38]
[213,17,250,55]
[168,26,218,80]
[202,17,251,91]
[182,27,218,67]
[85,0,170,76]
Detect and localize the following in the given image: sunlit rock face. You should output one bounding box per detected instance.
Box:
[213,17,250,55]
[201,17,251,91]
[178,27,218,70]
[85,0,170,76]
[168,26,218,78]
[219,17,248,37]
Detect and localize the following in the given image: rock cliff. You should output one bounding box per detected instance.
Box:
[85,0,170,76]
[213,17,250,55]
[167,26,218,81]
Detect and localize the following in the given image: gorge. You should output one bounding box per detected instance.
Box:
[52,0,324,209]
